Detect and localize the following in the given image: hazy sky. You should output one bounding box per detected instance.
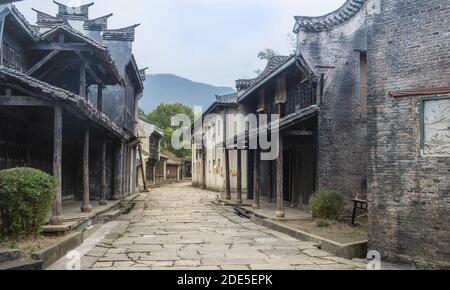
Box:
[16,0,345,87]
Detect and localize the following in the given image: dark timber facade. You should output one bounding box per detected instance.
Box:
[0,1,145,224]
[237,55,320,216]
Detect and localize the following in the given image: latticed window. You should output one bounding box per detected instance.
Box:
[2,41,23,71]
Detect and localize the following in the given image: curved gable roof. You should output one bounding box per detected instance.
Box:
[293,0,367,33]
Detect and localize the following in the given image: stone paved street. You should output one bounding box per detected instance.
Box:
[49,183,366,270]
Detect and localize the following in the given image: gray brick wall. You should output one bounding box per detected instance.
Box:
[367,0,450,268]
[297,3,369,201]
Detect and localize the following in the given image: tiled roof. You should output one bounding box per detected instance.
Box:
[236,55,292,92]
[103,24,141,42]
[32,8,67,28]
[0,66,131,141]
[226,105,319,146]
[294,0,367,33]
[54,1,94,21]
[215,92,239,105]
[236,55,295,91]
[39,24,107,50]
[83,13,113,31]
[8,5,39,39]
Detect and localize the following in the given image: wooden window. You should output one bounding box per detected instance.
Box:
[360,51,368,114]
[275,75,287,105]
[2,41,23,71]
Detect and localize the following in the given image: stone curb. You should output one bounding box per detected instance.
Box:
[252,217,368,260]
[31,231,83,269]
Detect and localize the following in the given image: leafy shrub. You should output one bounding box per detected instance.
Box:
[0,168,55,240]
[309,190,344,220]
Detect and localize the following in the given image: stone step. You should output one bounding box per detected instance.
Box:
[0,258,43,270]
[98,209,121,223]
[0,249,22,263]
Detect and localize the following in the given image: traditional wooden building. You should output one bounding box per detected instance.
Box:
[192,93,248,199]
[234,55,320,216]
[136,118,163,191]
[0,1,146,225]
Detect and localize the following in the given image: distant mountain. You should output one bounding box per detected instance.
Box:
[140,74,236,113]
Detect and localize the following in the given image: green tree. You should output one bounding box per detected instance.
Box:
[138,107,148,120]
[147,103,194,160]
[255,48,279,76]
[258,48,278,61]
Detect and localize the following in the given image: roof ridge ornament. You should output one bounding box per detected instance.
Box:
[32,8,68,27]
[53,1,94,21]
[84,13,113,31]
[103,24,141,42]
[293,0,367,33]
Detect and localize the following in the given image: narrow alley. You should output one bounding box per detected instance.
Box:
[49,183,365,270]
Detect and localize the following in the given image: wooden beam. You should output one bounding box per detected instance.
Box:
[30,42,93,52]
[286,130,314,136]
[50,105,63,225]
[75,51,103,84]
[37,62,63,80]
[3,82,55,104]
[0,95,53,106]
[26,50,60,75]
[81,127,92,213]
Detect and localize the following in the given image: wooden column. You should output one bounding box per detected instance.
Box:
[163,159,167,182]
[236,149,243,204]
[97,83,103,111]
[99,140,108,206]
[113,143,123,200]
[81,127,92,213]
[79,60,87,99]
[252,150,260,209]
[223,112,231,200]
[247,149,254,200]
[202,153,206,190]
[153,164,157,184]
[268,161,273,203]
[138,141,148,192]
[224,149,231,200]
[276,104,285,218]
[50,105,63,225]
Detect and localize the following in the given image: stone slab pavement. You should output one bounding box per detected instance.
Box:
[49,183,367,270]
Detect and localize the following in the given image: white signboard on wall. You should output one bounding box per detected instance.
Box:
[423,98,450,156]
